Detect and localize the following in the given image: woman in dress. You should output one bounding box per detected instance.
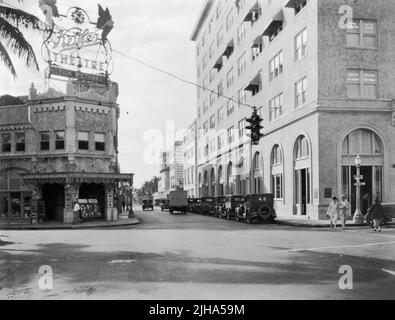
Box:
[327,196,339,230]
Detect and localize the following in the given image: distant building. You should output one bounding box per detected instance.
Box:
[169,141,184,191]
[0,83,133,224]
[183,120,198,198]
[190,0,395,219]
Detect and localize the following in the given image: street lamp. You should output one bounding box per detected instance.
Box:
[353,155,365,224]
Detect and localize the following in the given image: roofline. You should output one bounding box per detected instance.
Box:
[27,95,118,108]
[190,0,214,41]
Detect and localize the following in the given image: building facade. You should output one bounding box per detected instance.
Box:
[191,0,395,220]
[183,120,198,198]
[0,83,133,224]
[169,141,184,191]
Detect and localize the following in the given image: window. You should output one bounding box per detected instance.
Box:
[238,119,246,138]
[237,52,247,76]
[210,92,216,106]
[346,20,377,48]
[15,132,25,152]
[217,80,224,98]
[269,93,284,121]
[238,89,247,107]
[295,136,310,159]
[235,0,246,14]
[209,41,215,59]
[203,99,209,113]
[295,28,307,61]
[251,39,263,61]
[226,9,234,31]
[346,70,377,98]
[210,68,217,83]
[198,106,202,118]
[227,99,234,116]
[271,145,283,199]
[218,133,225,151]
[218,107,224,123]
[203,121,208,134]
[203,54,208,69]
[227,126,234,144]
[78,131,89,150]
[269,51,283,81]
[237,23,247,45]
[342,129,382,155]
[40,132,50,151]
[216,4,222,19]
[95,133,105,151]
[210,115,216,129]
[227,68,234,88]
[295,77,308,107]
[217,26,224,47]
[210,139,216,154]
[1,133,11,153]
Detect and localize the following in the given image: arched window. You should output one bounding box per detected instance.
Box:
[295,136,310,160]
[203,171,209,197]
[227,162,235,195]
[271,145,283,199]
[198,173,202,197]
[342,129,382,156]
[218,165,224,196]
[210,168,216,196]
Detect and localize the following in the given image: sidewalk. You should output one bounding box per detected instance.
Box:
[0,217,140,230]
[276,216,395,228]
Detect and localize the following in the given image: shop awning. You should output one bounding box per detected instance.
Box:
[243,1,261,22]
[285,0,302,9]
[262,10,284,36]
[21,172,134,185]
[213,56,223,71]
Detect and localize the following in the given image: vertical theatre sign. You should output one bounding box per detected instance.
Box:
[39,0,114,85]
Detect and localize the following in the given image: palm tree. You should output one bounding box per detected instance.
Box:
[0,1,40,77]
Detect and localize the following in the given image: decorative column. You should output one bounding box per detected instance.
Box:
[64,183,79,224]
[353,155,365,224]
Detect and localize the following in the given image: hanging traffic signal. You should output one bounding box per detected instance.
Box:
[246,108,264,145]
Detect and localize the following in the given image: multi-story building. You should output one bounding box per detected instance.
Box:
[191,0,395,220]
[156,151,171,199]
[0,83,133,224]
[169,141,184,190]
[183,120,198,198]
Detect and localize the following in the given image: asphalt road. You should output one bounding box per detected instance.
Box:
[0,208,394,300]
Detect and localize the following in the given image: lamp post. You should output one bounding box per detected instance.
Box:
[353,155,365,224]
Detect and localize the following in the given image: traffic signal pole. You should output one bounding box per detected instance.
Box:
[249,137,253,195]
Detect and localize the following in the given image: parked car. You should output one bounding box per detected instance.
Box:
[214,196,227,218]
[160,199,170,212]
[191,198,202,213]
[168,191,188,214]
[235,194,276,224]
[187,198,198,213]
[142,199,154,211]
[200,197,216,215]
[224,195,246,220]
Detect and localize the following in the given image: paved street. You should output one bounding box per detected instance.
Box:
[0,208,395,300]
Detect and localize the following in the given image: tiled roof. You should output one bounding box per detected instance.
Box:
[0,104,29,126]
[0,95,24,106]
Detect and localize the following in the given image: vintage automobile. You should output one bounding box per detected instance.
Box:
[235,194,276,224]
[142,199,154,211]
[200,197,216,215]
[191,198,202,213]
[214,196,227,218]
[168,191,188,214]
[160,199,170,212]
[224,195,246,220]
[187,198,198,213]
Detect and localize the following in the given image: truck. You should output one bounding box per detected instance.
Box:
[168,191,188,214]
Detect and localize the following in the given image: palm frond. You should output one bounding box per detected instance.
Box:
[0,4,41,30]
[0,16,39,72]
[0,40,16,77]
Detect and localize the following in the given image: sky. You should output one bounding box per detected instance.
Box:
[0,0,202,187]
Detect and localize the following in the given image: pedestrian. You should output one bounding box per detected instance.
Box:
[338,194,351,230]
[366,198,387,232]
[73,201,80,224]
[326,196,339,230]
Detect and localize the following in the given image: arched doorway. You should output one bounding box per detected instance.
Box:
[294,135,311,216]
[217,166,224,196]
[210,168,216,196]
[341,128,383,214]
[253,152,263,194]
[198,173,202,197]
[42,183,65,222]
[79,183,105,218]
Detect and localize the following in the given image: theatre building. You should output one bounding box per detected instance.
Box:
[191,0,395,220]
[0,83,133,224]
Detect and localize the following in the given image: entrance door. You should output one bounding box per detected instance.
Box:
[342,165,380,215]
[295,168,311,215]
[42,184,65,222]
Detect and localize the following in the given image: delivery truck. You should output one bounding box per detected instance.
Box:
[168,191,188,214]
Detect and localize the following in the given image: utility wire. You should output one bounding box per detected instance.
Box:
[112,49,256,111]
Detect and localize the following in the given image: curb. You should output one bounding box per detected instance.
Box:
[276,220,395,228]
[0,218,140,230]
